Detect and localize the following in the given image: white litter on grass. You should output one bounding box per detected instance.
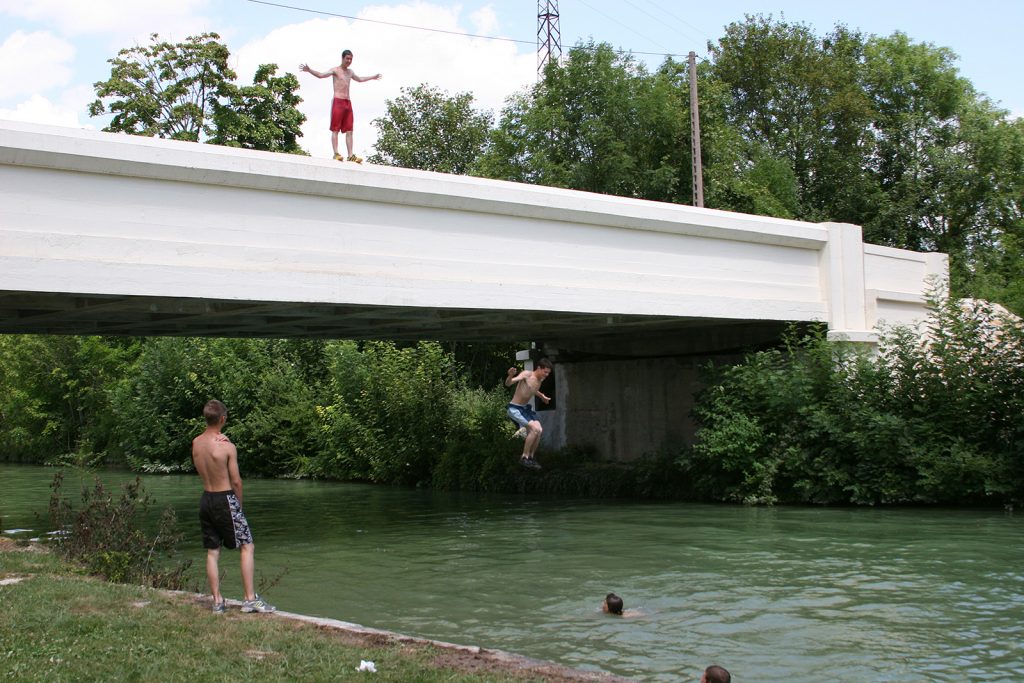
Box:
[0,577,26,586]
[356,660,377,673]
[2,529,32,535]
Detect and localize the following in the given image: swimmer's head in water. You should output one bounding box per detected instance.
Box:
[603,592,623,615]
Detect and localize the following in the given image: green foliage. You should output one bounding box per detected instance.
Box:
[47,471,191,589]
[0,335,135,462]
[369,84,492,173]
[310,341,455,485]
[89,33,235,141]
[211,64,307,153]
[685,299,1024,505]
[479,43,688,201]
[710,16,876,223]
[957,117,1024,316]
[707,17,1019,308]
[431,387,521,491]
[111,338,326,476]
[90,34,306,154]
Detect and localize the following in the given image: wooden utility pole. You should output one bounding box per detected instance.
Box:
[688,51,704,208]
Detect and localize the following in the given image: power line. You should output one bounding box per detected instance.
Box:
[575,0,675,56]
[243,0,696,60]
[637,0,716,47]
[620,0,704,47]
[244,0,528,45]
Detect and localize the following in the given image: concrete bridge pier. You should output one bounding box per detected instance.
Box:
[527,320,801,462]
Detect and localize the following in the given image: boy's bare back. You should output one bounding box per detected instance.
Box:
[192,432,236,493]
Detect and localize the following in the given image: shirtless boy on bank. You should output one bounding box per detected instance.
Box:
[192,399,274,614]
[505,358,553,469]
[300,50,381,163]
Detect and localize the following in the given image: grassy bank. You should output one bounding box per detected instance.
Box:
[0,544,618,682]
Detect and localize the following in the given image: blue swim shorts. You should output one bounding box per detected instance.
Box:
[507,402,538,428]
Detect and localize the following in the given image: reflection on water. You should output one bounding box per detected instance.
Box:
[3,464,1023,682]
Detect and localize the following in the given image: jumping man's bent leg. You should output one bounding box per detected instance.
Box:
[526,421,543,458]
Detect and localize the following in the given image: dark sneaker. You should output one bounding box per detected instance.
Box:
[212,600,226,614]
[241,594,276,613]
[520,457,541,470]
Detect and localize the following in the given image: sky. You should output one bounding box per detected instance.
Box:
[1,0,1021,159]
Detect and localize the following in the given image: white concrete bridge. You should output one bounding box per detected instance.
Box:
[0,120,947,458]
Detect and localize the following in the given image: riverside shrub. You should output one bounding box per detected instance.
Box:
[47,470,191,589]
[110,337,326,474]
[684,297,1024,505]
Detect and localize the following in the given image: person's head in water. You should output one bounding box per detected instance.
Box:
[701,665,731,683]
[602,593,623,615]
[203,399,227,426]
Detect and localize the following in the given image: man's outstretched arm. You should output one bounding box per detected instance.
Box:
[299,64,332,78]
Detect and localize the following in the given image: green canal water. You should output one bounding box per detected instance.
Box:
[2,464,1022,682]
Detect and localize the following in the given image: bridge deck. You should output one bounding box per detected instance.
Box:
[0,120,945,343]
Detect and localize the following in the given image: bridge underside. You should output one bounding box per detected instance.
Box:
[0,121,947,460]
[0,291,793,356]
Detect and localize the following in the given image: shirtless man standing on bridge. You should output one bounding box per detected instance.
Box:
[300,50,381,163]
[505,358,553,470]
[192,399,274,614]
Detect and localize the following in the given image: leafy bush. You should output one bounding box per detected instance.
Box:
[309,341,456,485]
[432,386,521,491]
[47,471,191,589]
[0,335,135,462]
[685,296,1024,505]
[111,337,326,475]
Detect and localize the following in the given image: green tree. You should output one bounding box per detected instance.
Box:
[479,42,687,202]
[0,335,135,462]
[369,84,492,173]
[860,32,982,252]
[89,33,306,153]
[709,16,877,223]
[211,64,307,154]
[89,33,235,141]
[708,17,1021,313]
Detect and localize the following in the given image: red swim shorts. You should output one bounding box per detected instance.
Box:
[330,97,354,133]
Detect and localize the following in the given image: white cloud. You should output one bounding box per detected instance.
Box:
[0,31,75,100]
[0,88,93,128]
[0,0,213,44]
[234,1,535,158]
